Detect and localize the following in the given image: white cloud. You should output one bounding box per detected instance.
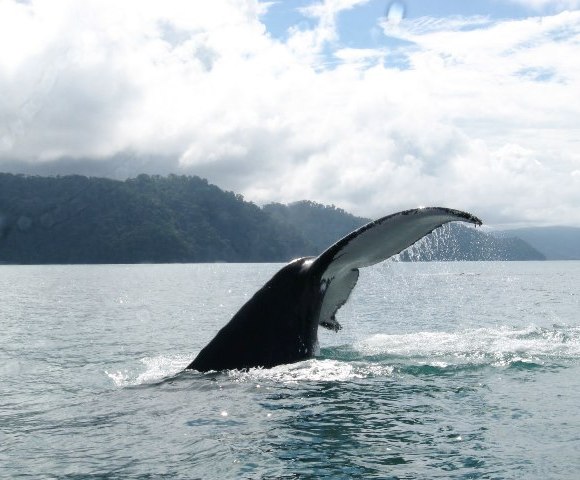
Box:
[286,0,370,63]
[0,1,579,226]
[506,0,580,11]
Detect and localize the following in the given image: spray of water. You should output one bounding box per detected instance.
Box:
[106,354,193,387]
[106,324,579,387]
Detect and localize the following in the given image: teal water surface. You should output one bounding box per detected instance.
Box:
[1,261,579,479]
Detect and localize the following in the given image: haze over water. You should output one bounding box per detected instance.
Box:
[2,261,579,479]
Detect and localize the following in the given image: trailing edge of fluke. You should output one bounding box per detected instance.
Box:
[186,207,482,372]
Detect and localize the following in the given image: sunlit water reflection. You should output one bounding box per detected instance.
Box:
[1,261,579,478]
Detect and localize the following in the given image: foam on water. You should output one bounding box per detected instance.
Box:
[107,356,395,387]
[228,359,395,384]
[354,324,580,367]
[106,353,194,387]
[106,325,579,387]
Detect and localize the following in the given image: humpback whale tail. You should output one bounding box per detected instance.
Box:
[187,207,482,372]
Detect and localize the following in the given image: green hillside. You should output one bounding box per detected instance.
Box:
[0,173,306,263]
[0,173,547,264]
[263,200,369,254]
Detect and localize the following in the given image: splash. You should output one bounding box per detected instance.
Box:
[394,224,462,261]
[354,325,580,367]
[228,359,394,384]
[106,354,194,387]
[105,326,579,386]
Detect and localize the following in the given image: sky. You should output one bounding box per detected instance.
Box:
[1,0,579,227]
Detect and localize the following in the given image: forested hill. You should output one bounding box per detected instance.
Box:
[263,201,369,254]
[0,173,544,264]
[0,173,307,263]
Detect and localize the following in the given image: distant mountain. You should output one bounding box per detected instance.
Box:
[497,227,580,260]
[0,173,548,264]
[261,201,545,261]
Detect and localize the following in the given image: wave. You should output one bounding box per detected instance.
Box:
[105,353,194,387]
[347,324,580,367]
[106,325,579,387]
[227,359,395,384]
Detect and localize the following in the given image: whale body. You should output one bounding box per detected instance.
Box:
[186,207,482,372]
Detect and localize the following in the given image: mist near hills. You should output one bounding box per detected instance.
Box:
[496,227,580,260]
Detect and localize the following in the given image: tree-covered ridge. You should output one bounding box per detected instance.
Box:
[0,173,306,264]
[263,200,369,255]
[0,173,545,264]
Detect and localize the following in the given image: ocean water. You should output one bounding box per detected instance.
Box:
[1,261,579,479]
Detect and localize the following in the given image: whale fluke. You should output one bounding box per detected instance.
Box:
[186,207,482,372]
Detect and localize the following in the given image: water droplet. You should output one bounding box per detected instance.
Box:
[17,216,32,231]
[136,308,151,322]
[386,1,405,26]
